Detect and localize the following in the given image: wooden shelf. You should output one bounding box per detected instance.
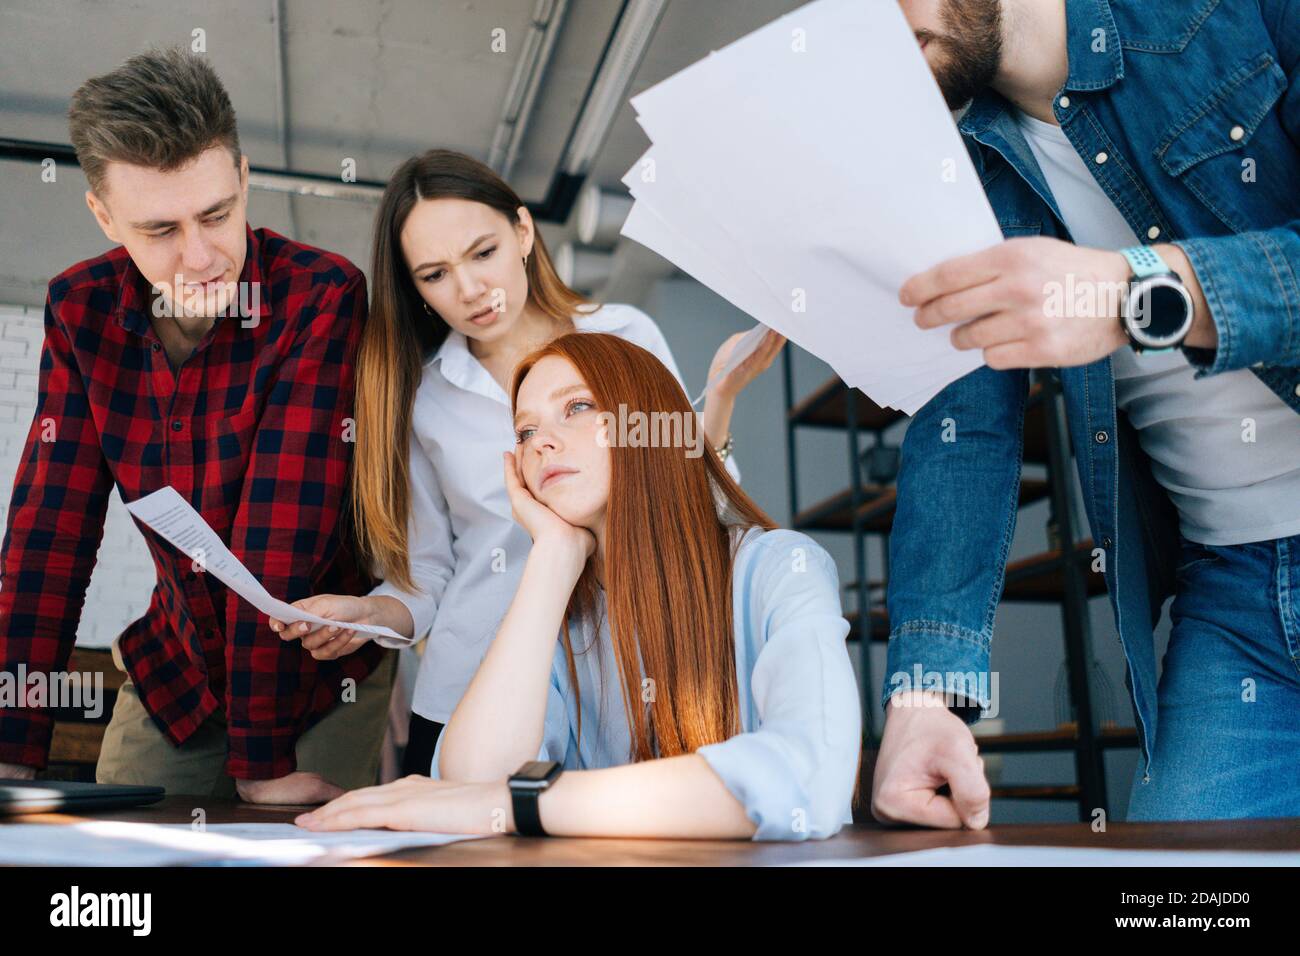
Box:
[48,721,108,763]
[42,648,121,778]
[788,377,904,431]
[989,784,1082,800]
[787,376,1057,468]
[976,723,1138,753]
[842,541,1106,612]
[1002,539,1107,602]
[792,484,891,533]
[794,477,1050,534]
[788,369,1112,819]
[844,578,887,594]
[67,648,124,691]
[843,608,890,643]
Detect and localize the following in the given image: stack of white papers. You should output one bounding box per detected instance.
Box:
[0,821,486,866]
[620,0,1002,414]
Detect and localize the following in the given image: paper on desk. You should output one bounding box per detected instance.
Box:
[783,844,1300,867]
[619,0,1002,414]
[125,486,412,647]
[0,821,486,866]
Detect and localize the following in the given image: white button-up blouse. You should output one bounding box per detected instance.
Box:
[368,303,740,723]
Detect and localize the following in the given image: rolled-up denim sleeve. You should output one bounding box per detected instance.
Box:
[697,535,860,841]
[1178,0,1300,374]
[1177,224,1300,374]
[881,365,1028,721]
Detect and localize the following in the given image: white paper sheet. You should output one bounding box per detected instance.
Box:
[622,153,793,344]
[124,486,412,647]
[692,324,772,407]
[620,0,1002,414]
[784,844,1300,867]
[0,821,487,866]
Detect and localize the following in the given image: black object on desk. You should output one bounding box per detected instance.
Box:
[0,779,165,815]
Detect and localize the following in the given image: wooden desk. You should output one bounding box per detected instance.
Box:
[5,797,1297,866]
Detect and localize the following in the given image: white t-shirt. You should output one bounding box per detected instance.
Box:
[1016,110,1300,546]
[368,302,741,723]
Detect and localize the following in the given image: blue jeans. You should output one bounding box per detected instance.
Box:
[1126,533,1300,821]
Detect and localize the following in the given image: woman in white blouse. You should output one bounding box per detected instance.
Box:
[271,149,782,775]
[294,331,860,840]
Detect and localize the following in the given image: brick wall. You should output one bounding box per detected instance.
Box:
[0,304,154,649]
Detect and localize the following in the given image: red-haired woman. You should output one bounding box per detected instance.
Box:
[269,149,783,778]
[296,333,860,841]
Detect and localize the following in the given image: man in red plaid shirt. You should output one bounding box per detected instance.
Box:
[0,48,397,803]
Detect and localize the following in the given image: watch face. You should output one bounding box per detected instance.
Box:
[1125,275,1194,347]
[510,760,560,787]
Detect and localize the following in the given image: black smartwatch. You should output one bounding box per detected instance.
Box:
[1118,246,1195,354]
[508,759,563,837]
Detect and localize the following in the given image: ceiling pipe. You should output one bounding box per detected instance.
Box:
[0,0,668,222]
[269,0,302,237]
[0,136,393,203]
[559,0,667,178]
[553,241,615,291]
[526,0,666,222]
[488,0,569,180]
[574,181,634,247]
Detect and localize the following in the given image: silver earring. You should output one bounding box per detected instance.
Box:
[422,301,434,315]
[522,254,529,269]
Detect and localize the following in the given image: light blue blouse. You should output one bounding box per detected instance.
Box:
[432,526,862,840]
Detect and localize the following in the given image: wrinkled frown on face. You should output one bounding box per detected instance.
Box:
[401,197,533,343]
[95,145,249,318]
[513,355,611,529]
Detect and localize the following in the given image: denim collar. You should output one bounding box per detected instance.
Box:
[1060,0,1124,93]
[956,0,1125,225]
[959,0,1124,140]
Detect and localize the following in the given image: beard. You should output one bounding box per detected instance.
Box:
[919,0,1004,110]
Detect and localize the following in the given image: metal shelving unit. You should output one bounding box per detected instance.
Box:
[782,353,1137,820]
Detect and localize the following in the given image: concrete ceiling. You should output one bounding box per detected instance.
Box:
[0,0,802,308]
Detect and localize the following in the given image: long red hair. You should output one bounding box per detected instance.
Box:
[511,332,777,761]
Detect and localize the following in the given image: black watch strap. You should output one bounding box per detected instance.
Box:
[511,785,547,837]
[508,760,562,837]
[948,697,983,726]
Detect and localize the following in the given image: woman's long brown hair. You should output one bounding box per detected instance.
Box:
[353,149,588,590]
[511,332,778,762]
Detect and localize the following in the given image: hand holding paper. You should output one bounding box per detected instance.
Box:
[693,324,784,407]
[125,486,413,648]
[620,0,1003,414]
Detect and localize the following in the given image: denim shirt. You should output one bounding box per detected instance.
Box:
[883,0,1300,776]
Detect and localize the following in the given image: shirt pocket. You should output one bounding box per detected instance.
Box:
[206,404,260,468]
[1155,51,1290,233]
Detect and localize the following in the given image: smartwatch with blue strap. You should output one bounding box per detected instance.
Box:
[1117,245,1195,354]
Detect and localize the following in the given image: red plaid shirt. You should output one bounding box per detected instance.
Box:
[0,225,387,779]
